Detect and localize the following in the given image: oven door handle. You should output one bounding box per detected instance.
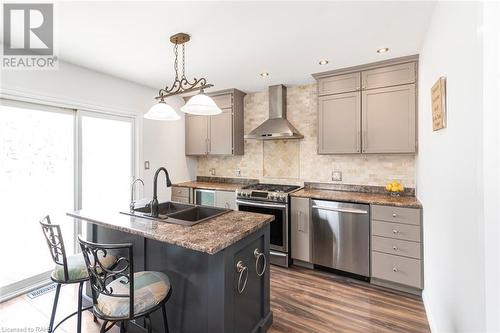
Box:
[236,199,287,209]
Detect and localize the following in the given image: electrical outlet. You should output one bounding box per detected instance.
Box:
[235,169,241,177]
[144,161,150,170]
[332,170,342,181]
[209,168,216,176]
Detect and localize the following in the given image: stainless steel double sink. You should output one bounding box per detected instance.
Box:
[121,202,231,226]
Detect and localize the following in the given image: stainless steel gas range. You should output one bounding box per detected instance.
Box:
[236,183,300,267]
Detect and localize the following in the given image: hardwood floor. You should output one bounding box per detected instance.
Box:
[0,265,429,333]
[268,265,429,333]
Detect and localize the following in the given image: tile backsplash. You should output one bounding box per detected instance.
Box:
[197,84,416,188]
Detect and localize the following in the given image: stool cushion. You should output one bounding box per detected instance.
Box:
[96,271,170,318]
[51,253,116,282]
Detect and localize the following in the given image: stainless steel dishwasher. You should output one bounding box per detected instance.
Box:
[311,200,370,277]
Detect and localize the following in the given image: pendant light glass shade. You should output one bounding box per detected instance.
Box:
[144,100,180,121]
[180,92,222,115]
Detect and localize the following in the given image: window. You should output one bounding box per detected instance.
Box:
[0,100,74,293]
[0,99,136,301]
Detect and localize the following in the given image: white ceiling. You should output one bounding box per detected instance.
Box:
[56,1,436,93]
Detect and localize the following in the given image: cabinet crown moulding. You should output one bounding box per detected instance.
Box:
[311,54,419,80]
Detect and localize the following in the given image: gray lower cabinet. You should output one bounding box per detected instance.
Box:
[362,83,416,153]
[171,186,192,204]
[318,92,361,154]
[370,204,423,293]
[290,197,312,263]
[185,89,245,156]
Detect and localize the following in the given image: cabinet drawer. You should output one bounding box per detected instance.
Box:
[362,62,416,89]
[372,220,420,242]
[171,186,190,198]
[372,236,421,259]
[371,205,420,225]
[171,195,190,204]
[211,94,232,109]
[318,73,361,96]
[372,251,422,288]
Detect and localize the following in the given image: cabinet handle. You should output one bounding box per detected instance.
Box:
[392,246,398,251]
[254,249,267,277]
[392,213,397,217]
[236,261,248,294]
[363,131,367,152]
[392,229,399,234]
[393,267,398,272]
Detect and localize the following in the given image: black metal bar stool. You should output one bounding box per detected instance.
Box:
[40,215,117,332]
[78,236,172,333]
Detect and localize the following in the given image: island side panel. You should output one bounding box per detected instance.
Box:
[146,238,210,333]
[90,224,146,271]
[206,224,272,333]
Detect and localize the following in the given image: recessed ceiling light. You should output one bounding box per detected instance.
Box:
[319,59,329,65]
[377,47,389,54]
[260,72,269,77]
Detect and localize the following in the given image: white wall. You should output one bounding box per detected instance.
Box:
[417,2,486,332]
[482,1,500,332]
[142,98,197,202]
[1,60,196,202]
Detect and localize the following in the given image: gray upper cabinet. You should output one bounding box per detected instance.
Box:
[185,89,245,156]
[211,94,232,109]
[313,56,418,155]
[186,115,209,155]
[362,84,416,153]
[362,62,416,90]
[318,92,361,154]
[318,72,361,96]
[209,110,233,155]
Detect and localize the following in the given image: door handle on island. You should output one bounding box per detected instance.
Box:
[236,261,248,294]
[254,249,267,277]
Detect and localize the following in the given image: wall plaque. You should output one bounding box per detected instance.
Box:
[431,77,447,131]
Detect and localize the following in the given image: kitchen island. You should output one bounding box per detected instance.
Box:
[68,208,274,333]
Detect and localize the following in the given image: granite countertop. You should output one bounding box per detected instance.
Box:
[291,188,422,208]
[174,181,245,191]
[67,209,274,254]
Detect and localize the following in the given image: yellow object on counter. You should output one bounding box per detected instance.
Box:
[386,180,404,193]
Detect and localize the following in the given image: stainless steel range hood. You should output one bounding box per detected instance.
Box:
[245,85,303,140]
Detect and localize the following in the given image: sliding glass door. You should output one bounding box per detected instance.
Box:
[0,100,136,300]
[0,100,75,294]
[80,112,134,211]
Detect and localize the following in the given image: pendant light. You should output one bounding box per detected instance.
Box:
[144,98,180,121]
[148,33,220,119]
[181,89,221,115]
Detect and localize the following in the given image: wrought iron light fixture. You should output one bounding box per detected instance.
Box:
[145,33,221,120]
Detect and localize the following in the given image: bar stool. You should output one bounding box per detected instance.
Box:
[78,236,172,333]
[40,215,117,333]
